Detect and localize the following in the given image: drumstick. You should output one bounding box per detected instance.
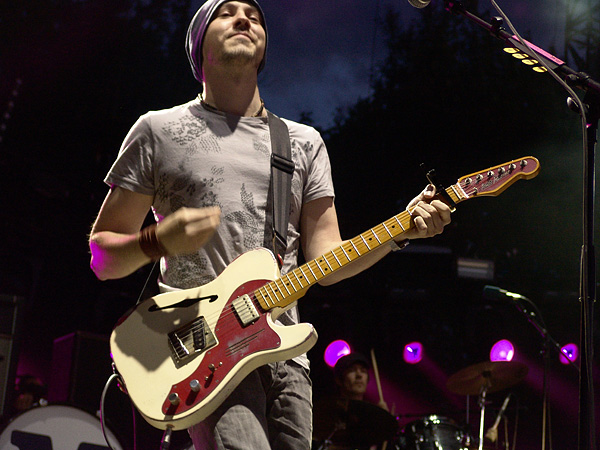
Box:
[371,349,389,450]
[370,348,385,405]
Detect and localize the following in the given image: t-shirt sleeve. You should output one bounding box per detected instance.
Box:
[303,128,335,204]
[104,114,155,196]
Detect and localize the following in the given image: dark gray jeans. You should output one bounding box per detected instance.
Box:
[189,360,313,449]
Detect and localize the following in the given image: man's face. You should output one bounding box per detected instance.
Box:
[202,1,266,73]
[339,363,369,399]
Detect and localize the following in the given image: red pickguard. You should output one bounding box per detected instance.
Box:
[161,279,281,416]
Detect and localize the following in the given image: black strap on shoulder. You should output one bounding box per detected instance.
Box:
[265,111,294,267]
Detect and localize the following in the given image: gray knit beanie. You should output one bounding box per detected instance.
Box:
[185,0,268,82]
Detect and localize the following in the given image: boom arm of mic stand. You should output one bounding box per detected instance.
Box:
[510,300,580,372]
[442,0,600,95]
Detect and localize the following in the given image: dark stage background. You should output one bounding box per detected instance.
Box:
[1,0,598,449]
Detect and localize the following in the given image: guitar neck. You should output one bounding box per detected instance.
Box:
[254,183,465,311]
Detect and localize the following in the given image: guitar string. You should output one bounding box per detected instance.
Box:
[168,166,534,374]
[206,174,513,331]
[169,223,408,346]
[165,186,470,340]
[168,172,515,351]
[160,167,531,408]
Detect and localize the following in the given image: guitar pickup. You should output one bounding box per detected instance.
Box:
[232,294,260,326]
[168,316,216,366]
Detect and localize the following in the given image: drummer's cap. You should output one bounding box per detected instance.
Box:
[334,352,370,379]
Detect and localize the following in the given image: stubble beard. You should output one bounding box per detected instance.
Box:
[218,40,261,72]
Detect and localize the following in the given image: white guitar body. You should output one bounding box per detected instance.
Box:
[110,248,317,430]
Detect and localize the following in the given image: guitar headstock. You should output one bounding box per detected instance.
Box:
[457,156,540,198]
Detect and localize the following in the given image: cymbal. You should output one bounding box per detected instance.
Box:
[446,361,528,396]
[313,397,398,447]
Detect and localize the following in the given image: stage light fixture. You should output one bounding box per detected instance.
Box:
[490,339,514,361]
[403,342,423,364]
[559,343,578,365]
[323,339,351,367]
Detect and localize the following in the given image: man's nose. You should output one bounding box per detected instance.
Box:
[233,14,251,30]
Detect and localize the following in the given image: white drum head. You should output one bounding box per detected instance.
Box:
[0,404,123,450]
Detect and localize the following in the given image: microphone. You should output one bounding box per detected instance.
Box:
[483,285,529,302]
[485,393,512,442]
[407,0,431,8]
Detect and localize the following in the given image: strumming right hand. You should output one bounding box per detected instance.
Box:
[156,206,221,256]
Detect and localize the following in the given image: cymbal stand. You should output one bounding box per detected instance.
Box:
[477,375,492,450]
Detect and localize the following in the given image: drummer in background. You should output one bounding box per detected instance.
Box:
[12,375,47,415]
[334,353,388,411]
[312,352,397,450]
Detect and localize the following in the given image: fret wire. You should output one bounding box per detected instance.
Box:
[394,216,406,231]
[254,289,267,307]
[340,245,351,262]
[280,277,292,296]
[382,222,394,239]
[331,250,342,267]
[323,255,334,272]
[285,273,297,292]
[360,235,371,250]
[306,263,318,281]
[350,240,361,256]
[371,228,382,244]
[262,287,273,306]
[267,283,281,303]
[292,271,304,289]
[298,266,311,284]
[313,259,326,276]
[263,286,276,306]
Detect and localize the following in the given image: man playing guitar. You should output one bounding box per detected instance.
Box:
[88,1,451,448]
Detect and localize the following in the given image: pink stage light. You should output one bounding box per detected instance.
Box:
[560,343,578,365]
[403,342,423,364]
[324,340,351,367]
[490,339,514,361]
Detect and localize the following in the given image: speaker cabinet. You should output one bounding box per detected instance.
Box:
[47,331,113,412]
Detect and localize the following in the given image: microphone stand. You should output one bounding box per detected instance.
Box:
[438,2,598,450]
[510,296,580,450]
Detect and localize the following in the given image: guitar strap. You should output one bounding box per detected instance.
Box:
[265,111,295,268]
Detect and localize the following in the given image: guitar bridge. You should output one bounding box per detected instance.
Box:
[168,316,216,366]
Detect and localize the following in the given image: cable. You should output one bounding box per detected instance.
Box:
[100,373,121,450]
[136,259,159,305]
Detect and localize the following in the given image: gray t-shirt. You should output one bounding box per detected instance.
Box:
[105,98,335,367]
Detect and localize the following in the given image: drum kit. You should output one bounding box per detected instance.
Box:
[313,360,528,450]
[0,404,194,450]
[0,404,124,450]
[0,361,527,450]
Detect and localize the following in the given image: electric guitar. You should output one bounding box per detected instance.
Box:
[110,156,540,430]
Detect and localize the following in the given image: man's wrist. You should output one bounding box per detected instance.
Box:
[138,224,169,261]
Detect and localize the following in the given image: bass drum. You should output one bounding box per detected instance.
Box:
[0,404,124,450]
[403,415,469,450]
